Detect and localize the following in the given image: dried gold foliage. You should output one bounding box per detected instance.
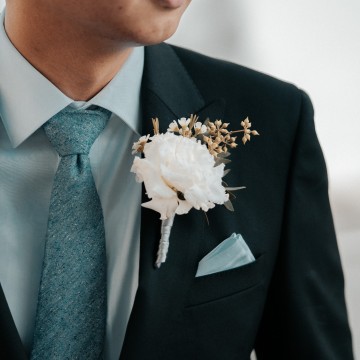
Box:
[188,114,199,132]
[152,118,160,135]
[239,117,260,145]
[134,113,260,156]
[201,116,259,157]
[152,114,259,159]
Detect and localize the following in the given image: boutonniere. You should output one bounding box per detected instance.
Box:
[131,115,259,268]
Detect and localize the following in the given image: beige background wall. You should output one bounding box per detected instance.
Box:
[1,0,359,357]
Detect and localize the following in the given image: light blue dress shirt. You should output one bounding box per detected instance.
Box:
[0,10,144,360]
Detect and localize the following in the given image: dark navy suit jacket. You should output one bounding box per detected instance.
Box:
[0,43,354,359]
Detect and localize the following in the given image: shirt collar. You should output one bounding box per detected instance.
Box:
[0,10,144,148]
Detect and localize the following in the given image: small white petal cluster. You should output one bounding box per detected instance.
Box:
[131,132,229,220]
[131,134,150,154]
[178,117,190,127]
[194,121,207,134]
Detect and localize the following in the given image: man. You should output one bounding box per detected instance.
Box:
[0,0,354,359]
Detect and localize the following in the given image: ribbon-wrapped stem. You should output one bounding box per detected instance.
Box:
[155,214,175,268]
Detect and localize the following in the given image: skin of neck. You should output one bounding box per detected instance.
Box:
[5,2,133,101]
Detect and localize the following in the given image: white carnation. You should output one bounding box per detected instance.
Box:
[131,132,229,220]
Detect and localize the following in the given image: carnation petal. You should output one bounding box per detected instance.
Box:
[131,157,174,198]
[175,200,193,215]
[142,197,178,220]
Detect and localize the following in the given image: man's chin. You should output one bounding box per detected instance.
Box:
[157,0,189,10]
[122,1,189,46]
[123,21,181,47]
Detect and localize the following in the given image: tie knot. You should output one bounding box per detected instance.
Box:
[43,106,111,156]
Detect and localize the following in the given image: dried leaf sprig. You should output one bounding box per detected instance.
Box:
[238,118,260,145]
[132,115,259,156]
[166,115,259,158]
[203,117,259,156]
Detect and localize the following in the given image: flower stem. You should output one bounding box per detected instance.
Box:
[155,214,175,268]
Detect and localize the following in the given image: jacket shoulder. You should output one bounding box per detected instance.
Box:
[169,44,303,112]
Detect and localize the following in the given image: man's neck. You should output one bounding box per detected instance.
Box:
[4,4,132,101]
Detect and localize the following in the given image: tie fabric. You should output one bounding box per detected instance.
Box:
[31,106,111,359]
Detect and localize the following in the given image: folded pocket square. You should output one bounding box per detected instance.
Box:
[195,233,255,277]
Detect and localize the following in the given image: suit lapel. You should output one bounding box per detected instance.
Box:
[120,44,225,359]
[0,284,28,359]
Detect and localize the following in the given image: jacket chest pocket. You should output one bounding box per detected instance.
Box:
[185,254,265,308]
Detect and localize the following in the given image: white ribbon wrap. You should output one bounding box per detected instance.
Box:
[155,214,175,268]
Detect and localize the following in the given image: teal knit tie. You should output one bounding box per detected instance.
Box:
[31,106,111,359]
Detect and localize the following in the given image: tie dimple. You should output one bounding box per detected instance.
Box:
[31,106,111,360]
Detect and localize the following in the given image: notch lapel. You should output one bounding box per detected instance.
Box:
[120,44,225,359]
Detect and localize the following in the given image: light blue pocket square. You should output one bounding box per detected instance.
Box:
[195,233,255,277]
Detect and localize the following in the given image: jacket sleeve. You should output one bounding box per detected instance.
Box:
[254,90,354,359]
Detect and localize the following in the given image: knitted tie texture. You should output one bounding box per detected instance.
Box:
[31,107,111,360]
